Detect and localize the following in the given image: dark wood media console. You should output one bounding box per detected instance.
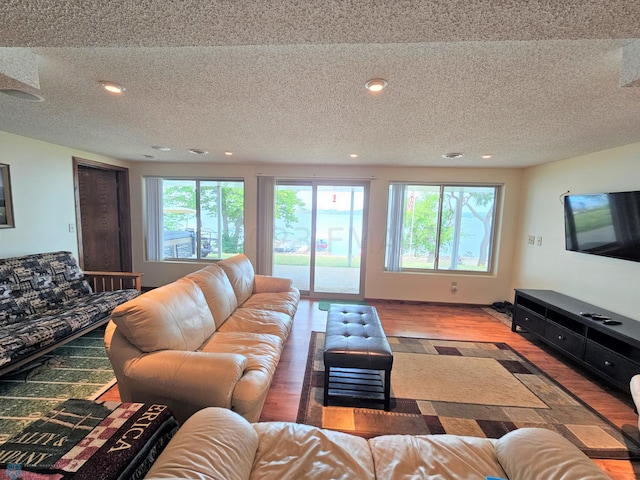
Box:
[512,289,640,392]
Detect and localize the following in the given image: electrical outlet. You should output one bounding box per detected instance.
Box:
[451,282,458,293]
[527,235,535,245]
[536,236,543,246]
[68,223,75,233]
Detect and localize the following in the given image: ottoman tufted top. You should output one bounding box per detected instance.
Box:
[324,304,393,370]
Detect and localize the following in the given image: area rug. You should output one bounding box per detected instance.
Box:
[318,299,368,311]
[297,332,640,459]
[0,326,116,442]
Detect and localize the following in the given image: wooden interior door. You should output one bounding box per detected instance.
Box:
[73,158,132,272]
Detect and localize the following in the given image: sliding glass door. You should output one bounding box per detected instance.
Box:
[273,183,312,291]
[272,181,368,298]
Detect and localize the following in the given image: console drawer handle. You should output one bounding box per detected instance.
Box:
[604,360,613,368]
[524,317,530,322]
[558,335,565,341]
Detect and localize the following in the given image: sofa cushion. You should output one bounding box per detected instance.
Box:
[11,264,63,315]
[218,308,292,341]
[252,421,376,479]
[495,428,610,479]
[186,264,238,329]
[369,434,506,479]
[64,289,139,315]
[202,332,282,373]
[202,332,283,415]
[0,301,119,368]
[0,295,30,324]
[111,278,215,353]
[0,251,93,318]
[253,274,293,293]
[47,251,92,301]
[217,254,255,306]
[241,290,300,318]
[145,407,259,480]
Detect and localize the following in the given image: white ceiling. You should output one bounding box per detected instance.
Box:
[1,1,639,168]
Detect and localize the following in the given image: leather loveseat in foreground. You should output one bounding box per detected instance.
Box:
[104,254,299,423]
[144,406,610,480]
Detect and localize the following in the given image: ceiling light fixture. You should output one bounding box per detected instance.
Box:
[350,153,358,158]
[442,152,464,159]
[364,78,388,92]
[224,151,233,156]
[0,89,45,102]
[152,146,171,151]
[100,81,125,94]
[482,154,493,159]
[187,148,209,155]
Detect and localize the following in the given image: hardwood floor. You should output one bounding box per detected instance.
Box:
[99,298,640,479]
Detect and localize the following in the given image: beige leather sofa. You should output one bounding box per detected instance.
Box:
[104,254,299,423]
[631,375,640,429]
[144,407,610,480]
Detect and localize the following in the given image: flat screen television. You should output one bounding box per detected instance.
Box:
[564,190,640,263]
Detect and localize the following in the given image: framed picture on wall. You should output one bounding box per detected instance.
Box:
[0,164,15,228]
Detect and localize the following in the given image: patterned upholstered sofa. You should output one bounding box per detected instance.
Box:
[0,251,141,376]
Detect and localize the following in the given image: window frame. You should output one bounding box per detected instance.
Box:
[385,182,501,274]
[144,176,245,262]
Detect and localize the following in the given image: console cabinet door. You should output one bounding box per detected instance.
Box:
[514,306,545,336]
[584,341,637,389]
[544,322,585,359]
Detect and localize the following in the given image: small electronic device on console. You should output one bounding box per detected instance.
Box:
[579,312,612,321]
[603,319,622,326]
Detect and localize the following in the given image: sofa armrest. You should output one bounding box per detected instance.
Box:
[145,408,259,480]
[84,271,143,292]
[254,274,292,293]
[495,428,609,479]
[125,350,248,409]
[631,375,640,416]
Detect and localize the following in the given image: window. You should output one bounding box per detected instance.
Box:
[385,183,499,272]
[145,177,244,261]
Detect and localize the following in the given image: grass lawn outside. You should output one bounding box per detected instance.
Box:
[273,253,487,272]
[273,253,360,268]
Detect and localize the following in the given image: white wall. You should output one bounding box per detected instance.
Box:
[512,142,640,321]
[11,129,637,315]
[0,129,525,306]
[0,131,127,259]
[129,162,523,305]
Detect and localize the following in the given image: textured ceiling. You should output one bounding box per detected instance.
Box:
[0,1,639,168]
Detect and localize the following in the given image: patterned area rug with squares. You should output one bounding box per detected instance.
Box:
[297,332,640,459]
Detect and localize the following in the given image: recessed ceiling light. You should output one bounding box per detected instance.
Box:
[152,146,171,151]
[100,81,125,94]
[187,148,209,155]
[482,154,493,159]
[364,78,388,92]
[224,151,233,156]
[0,89,45,102]
[442,152,464,159]
[350,153,358,158]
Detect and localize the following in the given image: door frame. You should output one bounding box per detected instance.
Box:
[275,179,369,300]
[72,157,133,271]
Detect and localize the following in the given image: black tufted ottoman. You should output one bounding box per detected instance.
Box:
[323,304,393,410]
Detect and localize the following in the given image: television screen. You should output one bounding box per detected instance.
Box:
[564,191,640,263]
